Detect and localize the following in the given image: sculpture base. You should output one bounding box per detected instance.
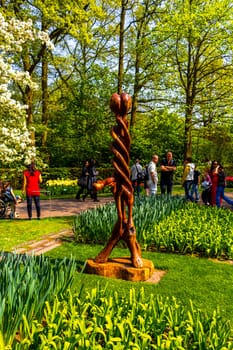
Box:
[84,257,155,282]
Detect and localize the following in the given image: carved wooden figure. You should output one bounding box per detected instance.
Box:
[93,93,143,268]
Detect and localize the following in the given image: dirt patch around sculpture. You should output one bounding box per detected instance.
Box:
[146,270,167,283]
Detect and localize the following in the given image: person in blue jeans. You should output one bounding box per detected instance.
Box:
[130,159,143,197]
[191,165,201,202]
[181,157,195,202]
[216,165,233,208]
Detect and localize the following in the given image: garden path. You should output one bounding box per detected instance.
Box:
[16,196,114,219]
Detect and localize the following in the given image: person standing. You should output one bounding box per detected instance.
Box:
[90,159,99,202]
[142,163,150,196]
[22,162,42,219]
[130,159,143,197]
[216,165,233,208]
[191,165,201,202]
[209,160,220,206]
[160,151,176,195]
[181,157,195,201]
[76,160,89,201]
[201,168,212,205]
[148,154,159,196]
[83,158,99,202]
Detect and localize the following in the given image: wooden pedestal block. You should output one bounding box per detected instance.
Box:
[84,257,155,282]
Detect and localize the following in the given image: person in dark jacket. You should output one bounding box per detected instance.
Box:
[201,169,212,205]
[191,165,201,202]
[76,160,89,201]
[216,165,233,208]
[160,151,176,195]
[83,158,99,202]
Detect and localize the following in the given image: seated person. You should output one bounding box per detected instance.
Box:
[3,181,21,218]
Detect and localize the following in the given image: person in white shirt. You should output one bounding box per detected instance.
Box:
[147,154,159,195]
[130,159,143,197]
[181,157,195,201]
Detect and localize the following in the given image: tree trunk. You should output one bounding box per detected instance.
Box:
[22,48,35,145]
[41,46,49,147]
[184,97,193,159]
[130,30,141,133]
[117,0,127,94]
[25,85,35,145]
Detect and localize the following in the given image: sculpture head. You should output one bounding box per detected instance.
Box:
[110,93,132,116]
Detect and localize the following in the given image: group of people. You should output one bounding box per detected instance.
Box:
[130,151,177,197]
[182,158,233,208]
[130,153,233,209]
[2,154,232,220]
[75,158,99,202]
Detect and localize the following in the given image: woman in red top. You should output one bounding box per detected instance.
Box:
[22,162,42,219]
[210,160,221,206]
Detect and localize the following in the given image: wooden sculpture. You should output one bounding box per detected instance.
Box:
[93,93,143,268]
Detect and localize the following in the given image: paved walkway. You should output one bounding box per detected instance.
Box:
[12,229,75,255]
[16,197,114,219]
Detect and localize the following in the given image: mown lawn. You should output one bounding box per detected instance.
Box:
[0,217,74,251]
[46,242,233,326]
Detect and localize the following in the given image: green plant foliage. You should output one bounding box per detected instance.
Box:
[73,196,186,245]
[0,253,76,347]
[73,196,233,259]
[151,204,233,259]
[133,196,186,249]
[73,202,118,243]
[12,287,233,349]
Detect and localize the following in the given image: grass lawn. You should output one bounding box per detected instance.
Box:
[0,217,74,251]
[46,242,233,326]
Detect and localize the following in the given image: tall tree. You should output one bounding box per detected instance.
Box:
[0,12,51,165]
[126,0,163,133]
[45,1,121,165]
[1,0,106,155]
[117,0,128,94]
[160,0,233,158]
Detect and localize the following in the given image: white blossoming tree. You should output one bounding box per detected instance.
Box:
[0,12,53,165]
